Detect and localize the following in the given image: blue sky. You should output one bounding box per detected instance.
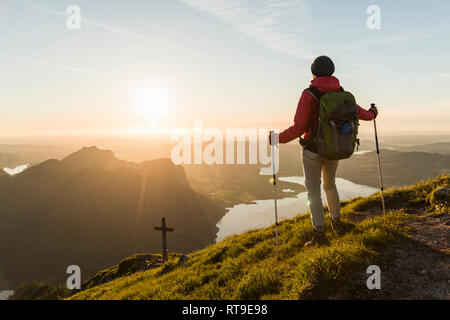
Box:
[0,0,449,138]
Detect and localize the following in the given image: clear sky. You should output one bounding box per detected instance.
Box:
[0,0,449,139]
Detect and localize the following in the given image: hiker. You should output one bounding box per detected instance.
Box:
[270,56,378,247]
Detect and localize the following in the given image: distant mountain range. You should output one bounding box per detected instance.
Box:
[274,144,449,188]
[0,152,24,169]
[0,147,225,288]
[185,143,449,206]
[397,142,450,155]
[337,149,450,188]
[0,145,73,166]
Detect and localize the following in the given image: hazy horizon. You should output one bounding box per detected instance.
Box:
[1,132,450,152]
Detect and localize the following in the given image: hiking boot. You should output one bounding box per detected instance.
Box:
[304,228,330,247]
[330,217,345,235]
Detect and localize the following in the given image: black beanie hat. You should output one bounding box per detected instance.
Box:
[311,56,335,77]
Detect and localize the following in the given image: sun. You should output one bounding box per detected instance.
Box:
[134,86,170,122]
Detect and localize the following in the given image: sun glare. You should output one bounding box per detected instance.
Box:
[134,86,170,122]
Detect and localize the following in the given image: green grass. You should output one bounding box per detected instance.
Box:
[70,175,448,300]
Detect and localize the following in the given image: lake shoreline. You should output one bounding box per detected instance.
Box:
[3,163,29,176]
[215,176,378,242]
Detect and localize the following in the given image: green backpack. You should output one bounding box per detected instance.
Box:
[303,87,360,160]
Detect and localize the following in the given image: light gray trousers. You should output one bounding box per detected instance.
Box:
[302,149,341,228]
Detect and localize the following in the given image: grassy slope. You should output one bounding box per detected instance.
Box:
[71,175,449,300]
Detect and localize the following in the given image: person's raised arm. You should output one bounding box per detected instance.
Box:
[357,104,378,121]
[278,90,312,143]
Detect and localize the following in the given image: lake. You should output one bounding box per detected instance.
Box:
[0,290,14,300]
[3,164,29,175]
[215,176,378,242]
[354,150,373,155]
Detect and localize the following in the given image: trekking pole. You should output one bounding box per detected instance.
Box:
[372,103,387,215]
[270,131,280,260]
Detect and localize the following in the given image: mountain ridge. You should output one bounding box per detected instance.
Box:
[0,146,225,288]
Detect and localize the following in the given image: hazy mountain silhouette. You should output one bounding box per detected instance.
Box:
[59,146,133,170]
[0,144,72,165]
[260,143,449,188]
[397,142,450,155]
[0,147,225,288]
[337,149,450,187]
[0,152,24,168]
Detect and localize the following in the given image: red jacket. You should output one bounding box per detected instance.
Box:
[279,76,375,144]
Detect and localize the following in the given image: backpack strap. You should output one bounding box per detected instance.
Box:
[307,86,345,101]
[299,87,323,151]
[306,86,323,102]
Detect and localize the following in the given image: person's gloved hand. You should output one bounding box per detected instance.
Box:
[369,105,378,118]
[269,132,279,145]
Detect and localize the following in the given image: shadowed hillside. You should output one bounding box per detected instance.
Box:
[337,150,450,188]
[183,142,305,207]
[66,175,448,300]
[0,147,225,288]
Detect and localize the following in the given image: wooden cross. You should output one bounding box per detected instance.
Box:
[154,217,174,262]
